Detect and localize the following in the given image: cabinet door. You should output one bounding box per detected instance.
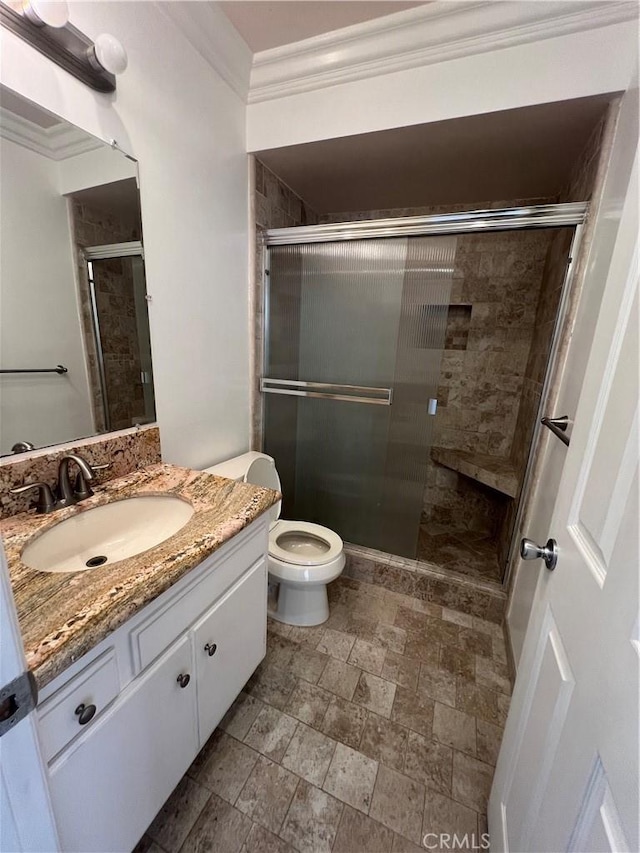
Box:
[193,559,267,744]
[48,636,198,853]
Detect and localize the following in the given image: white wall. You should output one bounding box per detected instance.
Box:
[58,146,138,196]
[247,21,637,151]
[0,138,94,454]
[0,1,250,468]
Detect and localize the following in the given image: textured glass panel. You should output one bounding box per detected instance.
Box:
[264,235,456,558]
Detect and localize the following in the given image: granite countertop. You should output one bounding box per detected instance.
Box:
[0,463,279,689]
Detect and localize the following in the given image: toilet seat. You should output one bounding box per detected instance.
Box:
[269,520,343,566]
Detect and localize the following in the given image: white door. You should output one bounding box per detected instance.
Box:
[0,542,59,852]
[489,132,639,851]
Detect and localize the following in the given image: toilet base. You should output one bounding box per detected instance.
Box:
[268,580,330,626]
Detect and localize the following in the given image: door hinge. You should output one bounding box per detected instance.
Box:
[0,670,38,737]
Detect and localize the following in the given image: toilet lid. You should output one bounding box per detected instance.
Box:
[245,457,281,523]
[269,520,343,566]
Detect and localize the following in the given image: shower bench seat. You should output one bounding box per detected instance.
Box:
[431,447,519,498]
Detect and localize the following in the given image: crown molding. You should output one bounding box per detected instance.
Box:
[0,108,102,159]
[157,1,252,102]
[248,1,638,104]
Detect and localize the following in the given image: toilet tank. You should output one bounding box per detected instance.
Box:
[203,451,265,482]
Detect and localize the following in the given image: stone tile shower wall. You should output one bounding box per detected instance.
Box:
[251,158,320,450]
[70,200,142,432]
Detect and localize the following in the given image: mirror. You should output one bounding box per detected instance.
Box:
[0,87,156,456]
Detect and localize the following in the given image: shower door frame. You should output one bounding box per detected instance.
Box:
[83,241,147,432]
[261,202,587,587]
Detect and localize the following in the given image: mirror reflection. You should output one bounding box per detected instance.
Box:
[0,87,155,456]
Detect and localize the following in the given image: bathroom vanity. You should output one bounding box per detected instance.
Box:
[1,464,279,853]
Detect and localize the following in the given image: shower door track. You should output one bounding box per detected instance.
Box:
[263,202,587,245]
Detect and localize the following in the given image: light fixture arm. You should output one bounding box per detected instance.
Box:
[0,2,117,93]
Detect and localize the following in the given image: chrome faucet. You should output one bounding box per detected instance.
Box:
[56,454,95,508]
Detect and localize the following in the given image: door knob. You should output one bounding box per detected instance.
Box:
[520,538,558,571]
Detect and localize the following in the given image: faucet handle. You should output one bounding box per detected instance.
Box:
[73,462,111,500]
[10,482,55,514]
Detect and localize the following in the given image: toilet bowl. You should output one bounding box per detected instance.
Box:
[203,452,345,626]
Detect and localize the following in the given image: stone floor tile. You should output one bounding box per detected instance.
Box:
[267,635,298,670]
[472,616,504,639]
[410,599,443,619]
[391,832,426,852]
[289,646,330,684]
[321,695,368,748]
[492,635,509,664]
[316,628,357,661]
[432,703,477,755]
[456,681,503,726]
[244,706,298,762]
[267,619,293,639]
[476,719,503,766]
[451,751,494,813]
[333,804,395,853]
[475,654,512,695]
[194,732,259,803]
[352,671,397,718]
[285,680,332,727]
[218,692,265,740]
[403,633,440,667]
[439,645,475,680]
[318,658,362,701]
[456,627,493,657]
[245,661,297,710]
[322,742,379,814]
[497,693,510,727]
[404,731,453,796]
[349,638,387,675]
[280,780,343,853]
[394,607,430,635]
[240,822,296,853]
[382,652,421,690]
[442,608,473,628]
[289,624,326,647]
[391,686,435,739]
[359,712,408,771]
[180,793,251,853]
[369,764,425,845]
[235,756,299,835]
[375,623,407,654]
[147,776,210,853]
[418,663,457,707]
[422,790,478,852]
[281,723,337,787]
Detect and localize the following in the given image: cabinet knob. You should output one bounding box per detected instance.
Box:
[75,703,96,725]
[176,673,190,688]
[204,642,217,657]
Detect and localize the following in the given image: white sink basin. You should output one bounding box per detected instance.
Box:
[22,495,195,573]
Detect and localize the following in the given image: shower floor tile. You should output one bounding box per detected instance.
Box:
[416,527,502,583]
[136,576,510,853]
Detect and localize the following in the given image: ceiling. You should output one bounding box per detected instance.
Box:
[0,86,61,128]
[218,1,425,52]
[255,96,612,214]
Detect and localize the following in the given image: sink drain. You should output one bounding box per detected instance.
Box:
[86,555,108,568]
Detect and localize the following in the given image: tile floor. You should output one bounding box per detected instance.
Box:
[416,527,502,584]
[135,576,511,853]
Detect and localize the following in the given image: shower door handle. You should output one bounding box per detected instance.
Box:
[427,398,438,415]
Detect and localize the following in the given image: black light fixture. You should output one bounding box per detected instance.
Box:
[0,0,127,93]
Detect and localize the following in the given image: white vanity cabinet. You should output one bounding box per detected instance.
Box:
[37,518,269,853]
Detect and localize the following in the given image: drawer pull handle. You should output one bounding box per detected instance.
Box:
[75,703,96,725]
[176,673,191,689]
[204,643,217,657]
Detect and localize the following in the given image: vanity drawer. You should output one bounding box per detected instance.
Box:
[38,649,119,763]
[130,525,265,675]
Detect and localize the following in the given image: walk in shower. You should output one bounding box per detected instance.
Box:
[260,205,585,583]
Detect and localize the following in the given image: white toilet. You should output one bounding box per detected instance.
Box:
[203,452,345,626]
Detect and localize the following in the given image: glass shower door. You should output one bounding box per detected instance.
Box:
[263,235,456,558]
